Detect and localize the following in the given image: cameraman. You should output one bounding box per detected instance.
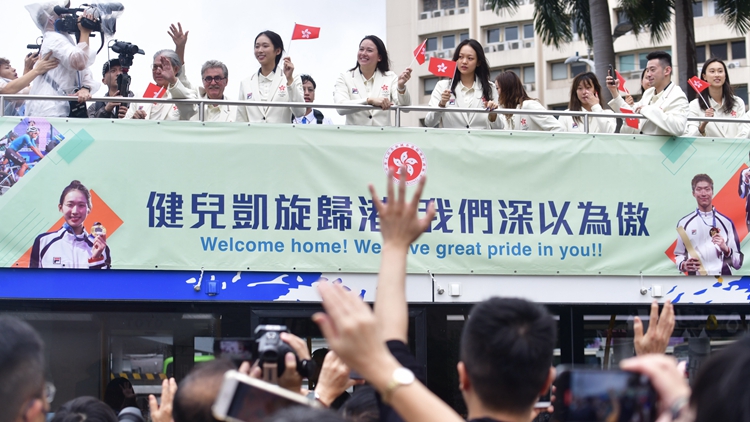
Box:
[24,1,101,118]
[88,59,132,118]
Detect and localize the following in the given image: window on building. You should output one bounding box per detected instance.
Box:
[487,28,501,44]
[523,24,534,39]
[459,32,469,42]
[423,0,438,12]
[458,0,469,7]
[732,40,746,60]
[693,0,703,17]
[424,77,439,96]
[696,45,706,63]
[570,62,588,77]
[441,0,456,9]
[617,10,628,24]
[505,26,519,41]
[523,66,535,83]
[708,0,723,15]
[426,37,438,51]
[552,62,568,80]
[507,67,521,77]
[734,85,748,105]
[443,35,456,49]
[710,42,728,60]
[638,53,649,69]
[490,69,502,81]
[620,54,635,71]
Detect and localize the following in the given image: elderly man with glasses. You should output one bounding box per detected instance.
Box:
[172,59,235,122]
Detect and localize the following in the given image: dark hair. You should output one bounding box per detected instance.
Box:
[339,386,379,422]
[103,377,136,412]
[264,406,346,422]
[51,397,118,422]
[59,180,92,209]
[691,335,750,422]
[255,31,285,68]
[102,59,121,77]
[460,297,556,414]
[568,72,603,124]
[348,35,390,74]
[646,50,672,70]
[173,358,235,422]
[0,316,45,422]
[640,68,648,95]
[698,58,736,113]
[0,57,10,67]
[691,173,713,191]
[300,74,316,89]
[495,71,535,123]
[450,39,494,102]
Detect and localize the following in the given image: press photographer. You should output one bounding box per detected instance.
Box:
[88,40,141,119]
[23,1,124,118]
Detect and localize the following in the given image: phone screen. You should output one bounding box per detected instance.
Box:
[555,370,658,422]
[226,381,305,422]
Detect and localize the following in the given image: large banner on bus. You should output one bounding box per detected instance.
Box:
[1,116,749,276]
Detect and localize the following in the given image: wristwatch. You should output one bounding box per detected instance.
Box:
[381,367,415,404]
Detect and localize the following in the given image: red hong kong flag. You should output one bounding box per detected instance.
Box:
[428,57,457,78]
[413,40,427,65]
[688,76,710,94]
[291,23,321,40]
[620,108,640,129]
[615,70,628,93]
[143,82,166,99]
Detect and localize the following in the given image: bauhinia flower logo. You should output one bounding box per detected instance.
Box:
[383,143,427,185]
[437,63,447,73]
[301,29,311,38]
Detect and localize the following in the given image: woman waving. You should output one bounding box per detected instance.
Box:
[236,30,305,123]
[334,35,412,126]
[424,39,501,129]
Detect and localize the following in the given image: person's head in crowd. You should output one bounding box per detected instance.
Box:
[699,57,736,113]
[639,68,650,94]
[201,60,229,100]
[255,30,284,72]
[495,70,532,109]
[102,59,122,94]
[173,358,235,422]
[459,297,556,419]
[50,397,118,422]
[691,335,750,422]
[338,386,379,422]
[349,35,390,75]
[103,377,137,413]
[0,316,47,422]
[308,347,328,389]
[151,49,182,88]
[0,58,19,80]
[263,406,346,422]
[301,74,317,105]
[645,50,672,92]
[568,72,603,122]
[58,180,92,235]
[449,38,494,103]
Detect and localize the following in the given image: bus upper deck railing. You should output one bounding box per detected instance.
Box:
[2,93,749,135]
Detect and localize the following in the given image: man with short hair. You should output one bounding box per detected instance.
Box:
[675,173,743,275]
[607,51,689,136]
[173,60,235,122]
[292,75,333,125]
[88,59,133,119]
[0,316,49,422]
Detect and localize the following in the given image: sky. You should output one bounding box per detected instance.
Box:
[0,0,387,123]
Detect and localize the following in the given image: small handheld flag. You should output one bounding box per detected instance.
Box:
[428,57,457,78]
[292,24,320,40]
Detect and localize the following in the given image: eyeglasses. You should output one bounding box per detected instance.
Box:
[203,76,227,83]
[44,381,56,403]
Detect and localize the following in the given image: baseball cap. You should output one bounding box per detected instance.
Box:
[102,59,121,76]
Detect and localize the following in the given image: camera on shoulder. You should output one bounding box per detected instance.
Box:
[255,325,316,383]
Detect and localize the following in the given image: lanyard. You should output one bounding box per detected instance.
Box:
[695,208,716,228]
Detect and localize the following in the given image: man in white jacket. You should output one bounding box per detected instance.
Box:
[607,51,688,137]
[172,60,234,122]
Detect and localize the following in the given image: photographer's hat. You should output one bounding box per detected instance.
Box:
[102,59,121,76]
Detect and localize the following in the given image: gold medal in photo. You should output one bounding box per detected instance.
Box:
[92,222,107,238]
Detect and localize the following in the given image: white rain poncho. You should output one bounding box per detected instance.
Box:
[23,1,123,117]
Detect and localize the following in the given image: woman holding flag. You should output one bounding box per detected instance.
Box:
[685,58,745,138]
[333,35,412,126]
[424,39,502,129]
[236,30,306,123]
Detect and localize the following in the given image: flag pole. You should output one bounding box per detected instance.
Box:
[690,85,711,110]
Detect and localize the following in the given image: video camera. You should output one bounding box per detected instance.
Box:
[254,325,316,384]
[53,3,123,52]
[109,40,143,115]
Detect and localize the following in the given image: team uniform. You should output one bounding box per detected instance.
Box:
[739,168,750,231]
[609,82,689,136]
[235,69,305,123]
[684,95,745,138]
[424,79,503,129]
[503,100,563,131]
[171,79,235,122]
[124,76,196,121]
[5,134,37,166]
[292,109,334,125]
[558,105,616,133]
[674,208,742,275]
[333,69,410,126]
[30,224,111,269]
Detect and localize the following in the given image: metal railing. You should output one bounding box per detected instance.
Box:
[2,93,750,134]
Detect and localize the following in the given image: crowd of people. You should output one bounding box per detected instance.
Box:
[2,171,749,422]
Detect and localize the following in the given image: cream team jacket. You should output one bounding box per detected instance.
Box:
[124,76,196,121]
[235,70,305,123]
[333,69,410,126]
[424,79,503,129]
[609,82,689,136]
[684,95,745,138]
[503,100,563,132]
[558,104,616,133]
